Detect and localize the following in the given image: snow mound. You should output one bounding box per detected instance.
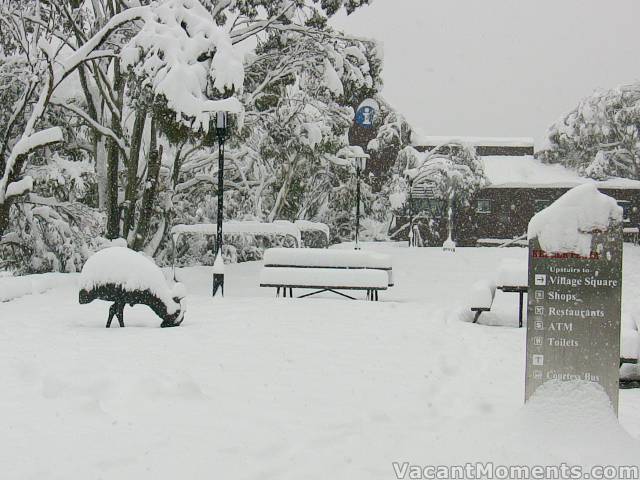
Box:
[442,237,456,252]
[79,247,184,313]
[527,184,622,256]
[450,380,639,466]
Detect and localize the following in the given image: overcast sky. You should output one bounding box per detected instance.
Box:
[330,0,640,147]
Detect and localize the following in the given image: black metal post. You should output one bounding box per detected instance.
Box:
[212,124,225,297]
[355,165,361,250]
[408,178,413,247]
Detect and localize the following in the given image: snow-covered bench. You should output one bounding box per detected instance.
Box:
[620,316,639,387]
[469,280,497,323]
[260,248,393,301]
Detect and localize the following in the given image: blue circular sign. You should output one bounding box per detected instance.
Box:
[355,106,376,128]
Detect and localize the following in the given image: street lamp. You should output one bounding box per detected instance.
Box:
[212,111,228,297]
[353,153,367,250]
[338,146,369,250]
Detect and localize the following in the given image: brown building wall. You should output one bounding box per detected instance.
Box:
[458,186,640,245]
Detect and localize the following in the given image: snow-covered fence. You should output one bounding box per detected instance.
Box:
[294,220,330,248]
[170,221,303,270]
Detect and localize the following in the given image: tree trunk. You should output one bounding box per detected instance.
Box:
[122,106,147,238]
[95,137,108,210]
[268,153,297,222]
[0,199,12,239]
[132,117,161,251]
[105,59,124,239]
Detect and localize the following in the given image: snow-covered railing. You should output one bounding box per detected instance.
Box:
[294,220,330,247]
[171,221,301,246]
[170,221,303,276]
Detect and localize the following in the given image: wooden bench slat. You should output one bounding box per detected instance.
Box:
[260,267,388,290]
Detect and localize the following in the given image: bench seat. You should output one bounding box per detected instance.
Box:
[260,267,388,291]
[263,248,393,286]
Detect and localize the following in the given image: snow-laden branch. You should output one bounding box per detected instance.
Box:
[0,5,149,208]
[51,101,128,155]
[53,6,149,88]
[121,0,244,132]
[0,127,63,203]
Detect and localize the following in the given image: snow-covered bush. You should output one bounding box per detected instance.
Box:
[1,201,105,274]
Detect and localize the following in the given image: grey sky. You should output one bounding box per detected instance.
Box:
[330,0,640,147]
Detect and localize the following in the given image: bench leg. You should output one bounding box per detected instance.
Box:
[375,290,379,301]
[473,311,482,323]
[518,291,524,328]
[289,288,293,298]
[276,287,280,297]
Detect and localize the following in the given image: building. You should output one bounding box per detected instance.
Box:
[395,136,640,246]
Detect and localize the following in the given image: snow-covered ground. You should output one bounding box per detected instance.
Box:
[1,243,639,479]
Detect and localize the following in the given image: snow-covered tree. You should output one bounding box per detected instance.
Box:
[401,142,487,245]
[0,0,148,242]
[539,83,640,180]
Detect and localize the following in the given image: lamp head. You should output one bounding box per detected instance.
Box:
[354,155,367,171]
[216,111,228,132]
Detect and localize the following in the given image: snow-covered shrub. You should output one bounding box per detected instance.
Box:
[1,202,105,274]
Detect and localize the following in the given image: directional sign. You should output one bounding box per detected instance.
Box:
[524,227,623,414]
[355,98,379,128]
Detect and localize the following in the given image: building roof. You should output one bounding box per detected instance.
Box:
[411,132,534,148]
[483,156,640,190]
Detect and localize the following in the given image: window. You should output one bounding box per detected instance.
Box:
[477,199,491,214]
[617,201,631,222]
[534,199,552,213]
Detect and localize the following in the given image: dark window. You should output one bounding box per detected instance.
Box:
[477,199,491,214]
[617,201,631,222]
[534,199,552,213]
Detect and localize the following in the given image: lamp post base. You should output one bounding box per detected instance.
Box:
[212,273,224,297]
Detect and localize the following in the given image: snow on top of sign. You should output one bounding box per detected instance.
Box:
[411,132,534,148]
[483,155,640,189]
[527,184,622,256]
[79,247,185,313]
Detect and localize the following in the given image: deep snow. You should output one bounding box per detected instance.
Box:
[1,243,639,479]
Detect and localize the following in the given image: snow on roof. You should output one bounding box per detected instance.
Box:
[411,132,534,148]
[482,155,640,189]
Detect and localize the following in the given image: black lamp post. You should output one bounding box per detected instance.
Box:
[407,177,414,247]
[353,153,367,250]
[212,111,228,297]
